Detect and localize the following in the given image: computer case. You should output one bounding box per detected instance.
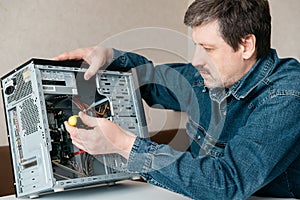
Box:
[0,59,148,198]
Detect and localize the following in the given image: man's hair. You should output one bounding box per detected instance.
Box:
[184,0,271,59]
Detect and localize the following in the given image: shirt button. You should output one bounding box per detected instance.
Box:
[196,135,201,140]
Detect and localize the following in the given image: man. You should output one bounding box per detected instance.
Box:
[55,0,300,199]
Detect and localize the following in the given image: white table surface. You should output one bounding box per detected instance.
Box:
[0,180,298,200]
[0,180,189,200]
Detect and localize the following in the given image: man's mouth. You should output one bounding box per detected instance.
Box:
[199,69,210,77]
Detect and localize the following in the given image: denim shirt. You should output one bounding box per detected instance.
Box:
[109,49,300,199]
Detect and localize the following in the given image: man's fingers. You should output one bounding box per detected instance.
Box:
[84,56,106,80]
[79,112,101,127]
[84,63,101,80]
[64,121,78,136]
[53,48,89,61]
[64,121,82,141]
[71,139,86,152]
[64,121,90,139]
[52,46,110,80]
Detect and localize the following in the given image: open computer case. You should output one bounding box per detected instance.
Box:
[1,59,148,198]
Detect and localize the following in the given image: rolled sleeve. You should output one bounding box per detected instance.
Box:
[127,137,158,173]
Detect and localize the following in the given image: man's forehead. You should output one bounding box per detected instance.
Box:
[191,20,223,45]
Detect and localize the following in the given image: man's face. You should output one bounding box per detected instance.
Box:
[192,20,253,89]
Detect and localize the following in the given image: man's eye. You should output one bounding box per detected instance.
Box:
[204,47,213,52]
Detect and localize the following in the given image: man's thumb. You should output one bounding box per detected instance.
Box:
[78,111,98,127]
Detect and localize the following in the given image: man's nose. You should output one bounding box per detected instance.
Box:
[192,45,206,67]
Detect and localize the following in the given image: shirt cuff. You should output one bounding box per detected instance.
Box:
[111,48,126,66]
[127,137,158,173]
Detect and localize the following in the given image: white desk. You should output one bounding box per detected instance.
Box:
[0,180,297,200]
[0,180,189,200]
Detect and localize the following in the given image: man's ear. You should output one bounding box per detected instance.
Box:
[241,34,256,60]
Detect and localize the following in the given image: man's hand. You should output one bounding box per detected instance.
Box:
[64,112,136,159]
[54,46,113,80]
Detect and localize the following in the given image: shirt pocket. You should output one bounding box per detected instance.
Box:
[186,118,226,158]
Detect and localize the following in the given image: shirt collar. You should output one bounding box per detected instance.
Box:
[228,49,276,100]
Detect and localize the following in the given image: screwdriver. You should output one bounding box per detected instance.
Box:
[85,97,109,112]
